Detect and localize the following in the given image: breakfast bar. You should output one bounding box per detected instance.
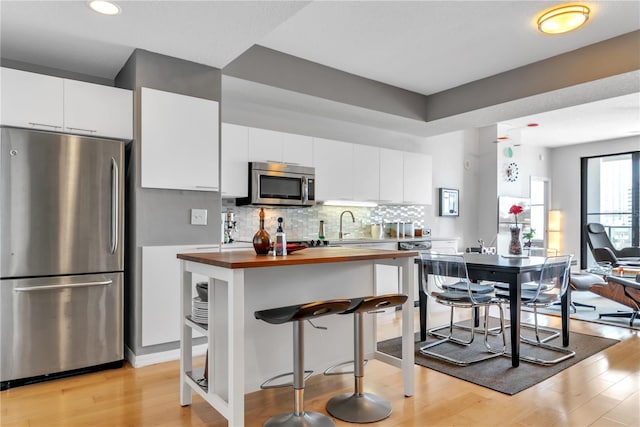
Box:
[177,247,417,426]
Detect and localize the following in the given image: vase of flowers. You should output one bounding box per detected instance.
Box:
[508,204,523,255]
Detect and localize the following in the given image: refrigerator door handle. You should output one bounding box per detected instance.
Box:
[14,280,113,292]
[110,157,119,254]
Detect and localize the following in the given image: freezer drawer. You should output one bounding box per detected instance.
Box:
[0,272,123,382]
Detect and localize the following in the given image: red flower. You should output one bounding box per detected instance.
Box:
[509,204,523,227]
[509,205,523,215]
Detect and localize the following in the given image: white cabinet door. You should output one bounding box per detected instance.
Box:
[282,133,313,166]
[63,79,133,140]
[379,148,404,204]
[141,244,218,347]
[221,123,249,198]
[248,127,283,163]
[313,137,353,201]
[141,87,219,191]
[353,144,379,202]
[403,153,432,204]
[1,67,63,130]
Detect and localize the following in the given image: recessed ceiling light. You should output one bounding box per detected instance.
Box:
[537,4,590,34]
[88,0,121,16]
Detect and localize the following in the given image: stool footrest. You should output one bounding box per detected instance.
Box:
[260,370,313,390]
[323,359,368,376]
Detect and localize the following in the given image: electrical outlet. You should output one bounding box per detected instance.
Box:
[191,209,207,225]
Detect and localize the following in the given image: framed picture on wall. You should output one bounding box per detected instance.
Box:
[438,188,459,217]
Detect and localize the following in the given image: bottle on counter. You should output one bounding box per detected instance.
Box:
[274,217,287,256]
[318,220,325,241]
[252,208,271,255]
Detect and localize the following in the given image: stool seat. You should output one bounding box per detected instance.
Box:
[326,294,407,424]
[342,294,408,314]
[255,298,351,427]
[255,300,351,324]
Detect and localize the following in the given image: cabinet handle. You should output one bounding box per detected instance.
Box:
[66,126,97,134]
[15,280,113,292]
[28,122,61,129]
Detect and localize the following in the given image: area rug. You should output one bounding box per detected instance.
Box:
[530,293,640,330]
[377,326,618,395]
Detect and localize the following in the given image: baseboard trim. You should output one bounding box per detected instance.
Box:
[126,344,208,368]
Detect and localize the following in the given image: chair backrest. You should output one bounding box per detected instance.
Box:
[532,255,573,302]
[586,223,618,254]
[419,252,491,304]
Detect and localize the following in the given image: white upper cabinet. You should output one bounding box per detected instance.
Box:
[63,79,132,140]
[248,127,282,163]
[313,137,354,201]
[403,153,433,204]
[221,123,249,198]
[379,148,404,204]
[0,67,132,139]
[1,67,64,131]
[282,133,313,165]
[353,144,380,202]
[141,87,219,192]
[248,127,313,166]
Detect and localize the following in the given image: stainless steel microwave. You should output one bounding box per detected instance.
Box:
[237,162,315,207]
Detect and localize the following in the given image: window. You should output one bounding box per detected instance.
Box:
[529,178,548,249]
[581,152,640,269]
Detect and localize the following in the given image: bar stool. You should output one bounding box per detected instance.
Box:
[255,298,351,427]
[325,294,408,423]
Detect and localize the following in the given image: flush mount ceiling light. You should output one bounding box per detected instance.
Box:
[88,0,121,16]
[537,4,590,34]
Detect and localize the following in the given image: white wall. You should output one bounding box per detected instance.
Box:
[418,129,488,249]
[549,135,639,267]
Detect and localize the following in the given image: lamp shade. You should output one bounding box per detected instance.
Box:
[537,5,590,34]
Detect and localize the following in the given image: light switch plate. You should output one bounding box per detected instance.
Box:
[191,209,208,225]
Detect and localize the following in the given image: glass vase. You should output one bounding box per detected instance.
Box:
[509,226,522,255]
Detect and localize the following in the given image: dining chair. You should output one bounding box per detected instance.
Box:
[495,255,575,365]
[419,252,506,366]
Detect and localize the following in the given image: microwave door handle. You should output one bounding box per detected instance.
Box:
[302,176,308,204]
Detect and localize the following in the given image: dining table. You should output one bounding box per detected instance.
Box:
[417,253,571,367]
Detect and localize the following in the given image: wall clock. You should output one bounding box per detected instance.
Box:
[504,162,519,182]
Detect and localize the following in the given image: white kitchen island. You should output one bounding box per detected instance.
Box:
[177,246,417,426]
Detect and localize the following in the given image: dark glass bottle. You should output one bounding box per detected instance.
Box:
[253,208,271,255]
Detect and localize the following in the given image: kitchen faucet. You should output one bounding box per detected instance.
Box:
[339,210,355,240]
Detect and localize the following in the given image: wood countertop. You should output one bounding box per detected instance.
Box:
[177,246,418,269]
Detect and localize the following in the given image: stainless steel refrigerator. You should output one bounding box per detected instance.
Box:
[0,126,124,389]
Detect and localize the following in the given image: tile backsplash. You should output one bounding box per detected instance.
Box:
[222,200,425,242]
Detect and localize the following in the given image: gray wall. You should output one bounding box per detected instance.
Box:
[115,49,222,356]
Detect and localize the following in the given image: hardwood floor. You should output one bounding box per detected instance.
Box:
[2,307,639,427]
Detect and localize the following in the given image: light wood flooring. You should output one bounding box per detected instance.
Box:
[2,306,639,427]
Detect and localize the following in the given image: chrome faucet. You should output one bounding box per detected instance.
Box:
[339,210,355,240]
